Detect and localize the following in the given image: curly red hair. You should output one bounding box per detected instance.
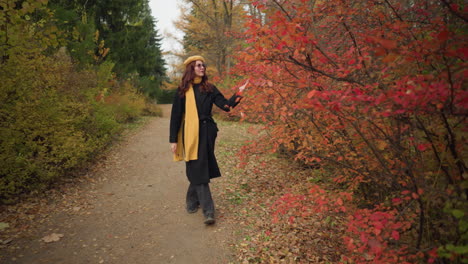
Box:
[178,60,213,97]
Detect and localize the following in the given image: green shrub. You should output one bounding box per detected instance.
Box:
[102,81,147,123]
[0,0,158,204]
[142,101,163,117]
[0,68,95,203]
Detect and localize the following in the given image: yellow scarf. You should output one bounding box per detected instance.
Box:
[173,77,201,161]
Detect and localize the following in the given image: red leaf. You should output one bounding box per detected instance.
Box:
[392,198,402,205]
[382,39,397,49]
[391,230,400,241]
[450,4,459,11]
[437,30,449,43]
[401,190,411,195]
[417,144,428,151]
[457,47,468,60]
[428,247,438,257]
[374,47,387,56]
[368,239,383,254]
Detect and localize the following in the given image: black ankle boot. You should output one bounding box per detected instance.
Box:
[187,205,199,214]
[204,214,215,225]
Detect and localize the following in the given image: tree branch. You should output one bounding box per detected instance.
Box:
[439,0,468,23]
[341,20,371,78]
[272,0,293,21]
[287,54,365,86]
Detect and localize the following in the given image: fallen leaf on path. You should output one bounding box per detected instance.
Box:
[1,238,13,245]
[0,222,9,230]
[41,233,64,243]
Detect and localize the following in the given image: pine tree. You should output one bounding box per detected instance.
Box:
[93,0,166,79]
[49,0,167,99]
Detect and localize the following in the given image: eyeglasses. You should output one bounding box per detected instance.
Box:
[195,63,206,68]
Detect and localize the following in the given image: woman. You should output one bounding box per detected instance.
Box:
[169,55,248,225]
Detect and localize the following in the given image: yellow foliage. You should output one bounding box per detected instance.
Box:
[0,1,151,203]
[176,0,246,77]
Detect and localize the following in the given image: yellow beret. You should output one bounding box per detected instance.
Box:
[183,55,205,66]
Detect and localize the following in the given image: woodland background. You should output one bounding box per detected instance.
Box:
[1,0,467,263]
[1,0,169,203]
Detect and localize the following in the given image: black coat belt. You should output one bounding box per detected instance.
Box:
[199,116,214,123]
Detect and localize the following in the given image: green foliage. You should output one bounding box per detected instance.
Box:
[0,53,96,202]
[438,244,468,263]
[155,88,177,104]
[92,0,167,78]
[48,3,93,65]
[68,19,97,66]
[439,199,468,262]
[48,0,168,88]
[142,102,163,117]
[135,76,175,103]
[102,82,147,123]
[0,0,156,203]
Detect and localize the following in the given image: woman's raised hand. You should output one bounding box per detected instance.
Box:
[238,79,249,93]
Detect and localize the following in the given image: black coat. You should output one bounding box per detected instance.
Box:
[169,83,242,184]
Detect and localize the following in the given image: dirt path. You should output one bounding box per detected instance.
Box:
[1,104,237,264]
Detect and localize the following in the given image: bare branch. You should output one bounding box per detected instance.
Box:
[439,0,468,22]
[287,54,365,86]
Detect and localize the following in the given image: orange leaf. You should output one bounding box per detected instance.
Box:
[307,90,318,98]
[371,36,398,50]
[382,53,397,63]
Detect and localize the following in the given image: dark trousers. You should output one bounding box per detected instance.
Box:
[186,183,215,217]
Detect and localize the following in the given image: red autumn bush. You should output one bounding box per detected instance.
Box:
[230,0,467,262]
